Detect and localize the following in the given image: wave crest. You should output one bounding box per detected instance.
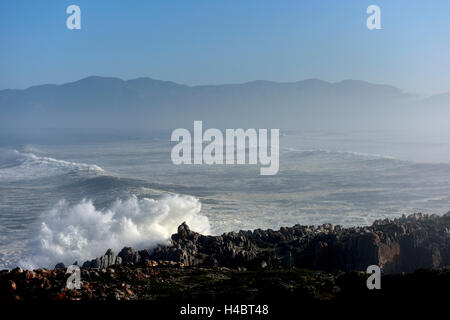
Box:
[284,147,397,160]
[0,150,104,182]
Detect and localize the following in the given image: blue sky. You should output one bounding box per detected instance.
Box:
[1,0,449,94]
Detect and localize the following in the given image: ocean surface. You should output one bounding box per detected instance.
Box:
[1,127,450,269]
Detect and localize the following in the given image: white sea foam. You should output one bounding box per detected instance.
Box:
[23,194,210,268]
[0,150,104,182]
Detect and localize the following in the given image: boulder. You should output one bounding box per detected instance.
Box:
[82,249,122,269]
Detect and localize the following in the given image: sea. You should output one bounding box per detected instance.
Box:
[1,127,450,269]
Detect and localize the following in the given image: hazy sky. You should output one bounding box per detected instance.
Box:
[1,0,449,94]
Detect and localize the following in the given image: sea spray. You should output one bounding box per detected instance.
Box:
[25,194,210,268]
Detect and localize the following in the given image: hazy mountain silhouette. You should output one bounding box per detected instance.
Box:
[0,76,446,130]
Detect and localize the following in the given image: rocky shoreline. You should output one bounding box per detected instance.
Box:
[85,211,450,274]
[1,212,449,302]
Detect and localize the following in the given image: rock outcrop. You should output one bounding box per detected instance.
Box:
[1,260,449,303]
[53,212,450,273]
[82,249,122,269]
[144,212,450,273]
[1,212,450,303]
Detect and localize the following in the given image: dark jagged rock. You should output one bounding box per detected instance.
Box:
[0,261,449,303]
[54,263,66,270]
[77,212,450,274]
[118,247,140,264]
[11,267,23,275]
[144,212,450,274]
[82,249,122,269]
[1,212,449,303]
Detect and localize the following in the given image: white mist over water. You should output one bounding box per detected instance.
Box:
[22,195,210,269]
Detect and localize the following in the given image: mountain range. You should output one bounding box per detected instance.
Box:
[0,76,448,130]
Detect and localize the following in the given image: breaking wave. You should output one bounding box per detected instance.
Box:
[0,149,104,182]
[283,147,397,160]
[23,194,210,268]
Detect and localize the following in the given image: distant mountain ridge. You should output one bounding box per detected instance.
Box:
[0,76,447,130]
